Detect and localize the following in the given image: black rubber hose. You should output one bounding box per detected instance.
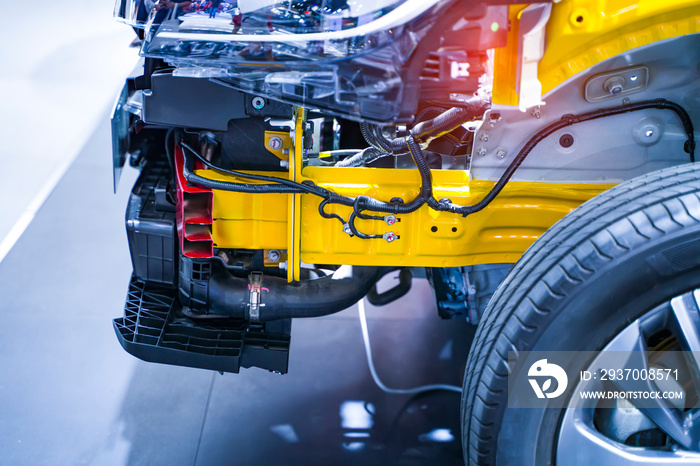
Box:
[411,107,471,144]
[411,95,490,144]
[366,268,413,306]
[205,266,382,321]
[361,96,489,157]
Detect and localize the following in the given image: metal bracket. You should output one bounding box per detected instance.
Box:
[517,3,552,111]
[584,66,649,102]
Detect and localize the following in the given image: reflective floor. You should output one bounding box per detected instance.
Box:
[0,1,137,256]
[0,119,475,465]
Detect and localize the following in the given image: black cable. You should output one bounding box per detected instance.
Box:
[353,197,384,221]
[318,197,346,227]
[348,212,383,239]
[441,98,696,217]
[182,147,303,194]
[176,99,693,241]
[347,98,696,221]
[180,140,320,194]
[335,147,388,167]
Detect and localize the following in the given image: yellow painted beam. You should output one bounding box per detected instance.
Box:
[199,164,612,268]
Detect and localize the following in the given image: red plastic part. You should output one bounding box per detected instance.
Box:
[174,145,214,258]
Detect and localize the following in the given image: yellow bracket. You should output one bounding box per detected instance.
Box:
[264,131,292,161]
[286,110,305,282]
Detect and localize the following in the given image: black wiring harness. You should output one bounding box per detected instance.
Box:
[177,98,695,242]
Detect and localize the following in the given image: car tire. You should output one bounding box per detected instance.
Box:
[461,162,700,465]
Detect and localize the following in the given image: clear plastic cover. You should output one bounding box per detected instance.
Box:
[115,0,459,123]
[115,0,413,32]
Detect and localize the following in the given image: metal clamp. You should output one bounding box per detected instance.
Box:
[248,272,264,323]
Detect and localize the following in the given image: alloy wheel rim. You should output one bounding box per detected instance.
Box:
[557,290,700,464]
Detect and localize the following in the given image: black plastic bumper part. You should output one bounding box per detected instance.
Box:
[114,277,291,373]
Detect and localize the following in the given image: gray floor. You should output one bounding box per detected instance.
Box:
[0,115,474,465]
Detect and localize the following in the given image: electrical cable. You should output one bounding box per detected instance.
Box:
[178,98,694,241]
[358,298,462,395]
[335,147,388,167]
[348,212,383,239]
[346,98,697,221]
[438,98,697,217]
[318,197,347,227]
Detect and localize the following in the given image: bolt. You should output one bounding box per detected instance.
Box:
[559,133,574,148]
[384,215,397,225]
[604,76,625,96]
[252,96,265,110]
[267,249,281,261]
[383,232,398,243]
[269,136,283,150]
[479,133,489,142]
[342,223,353,236]
[645,128,654,137]
[531,106,542,119]
[477,147,487,157]
[496,150,506,159]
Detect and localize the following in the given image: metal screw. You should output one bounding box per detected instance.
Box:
[384,215,397,226]
[383,232,398,243]
[496,150,506,159]
[477,147,487,157]
[268,136,283,150]
[252,96,265,110]
[267,249,281,261]
[479,133,489,142]
[342,223,352,236]
[531,106,542,119]
[604,76,625,96]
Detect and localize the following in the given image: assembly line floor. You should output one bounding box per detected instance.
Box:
[0,116,475,465]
